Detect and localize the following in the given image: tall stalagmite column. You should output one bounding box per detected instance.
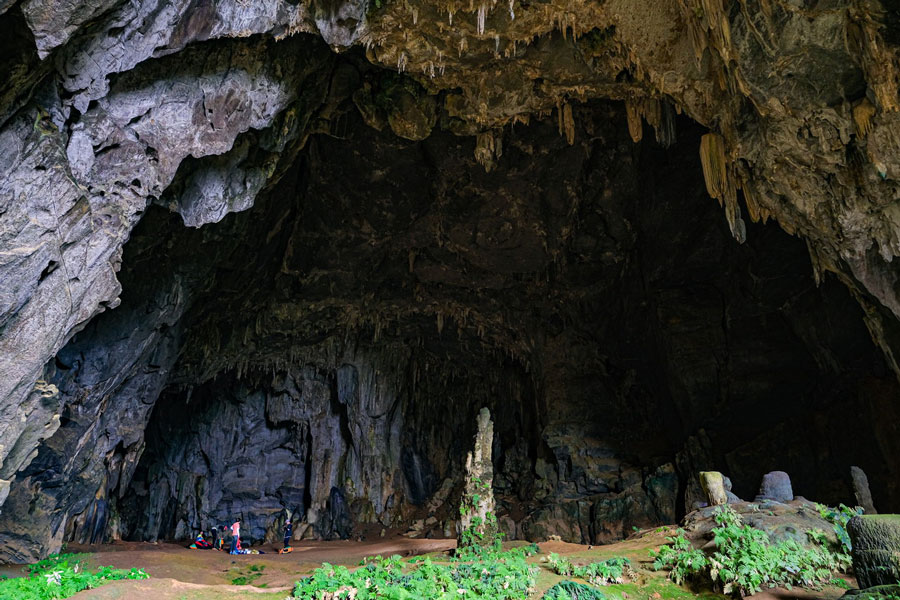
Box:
[458,407,498,549]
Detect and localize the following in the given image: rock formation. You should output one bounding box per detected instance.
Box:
[757,471,794,504]
[699,471,727,507]
[849,514,900,589]
[458,407,498,548]
[0,0,899,562]
[853,466,878,514]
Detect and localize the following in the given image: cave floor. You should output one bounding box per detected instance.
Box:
[40,531,854,599]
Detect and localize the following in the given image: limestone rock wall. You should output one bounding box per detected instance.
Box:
[1,0,900,562]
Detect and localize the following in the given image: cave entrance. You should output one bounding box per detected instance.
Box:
[27,97,900,551]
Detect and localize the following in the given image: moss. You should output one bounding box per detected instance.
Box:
[602,580,726,600]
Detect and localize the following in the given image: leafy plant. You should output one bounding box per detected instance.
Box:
[651,505,850,597]
[0,553,149,600]
[816,503,864,552]
[294,548,538,599]
[546,553,575,576]
[456,512,505,561]
[542,580,607,600]
[578,557,632,585]
[650,529,709,584]
[546,554,632,585]
[829,577,852,590]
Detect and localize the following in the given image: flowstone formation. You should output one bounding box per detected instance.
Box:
[1,0,900,563]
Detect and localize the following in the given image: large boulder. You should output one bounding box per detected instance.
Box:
[684,499,838,549]
[700,471,727,506]
[756,471,794,503]
[848,515,900,588]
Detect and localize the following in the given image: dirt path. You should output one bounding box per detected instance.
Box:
[65,537,456,591]
[27,532,856,600]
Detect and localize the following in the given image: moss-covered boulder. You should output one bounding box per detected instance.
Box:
[849,515,900,588]
[842,584,900,600]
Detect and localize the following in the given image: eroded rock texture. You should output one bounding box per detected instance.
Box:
[1,0,900,562]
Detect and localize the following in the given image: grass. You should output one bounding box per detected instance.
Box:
[0,553,149,599]
[230,563,266,585]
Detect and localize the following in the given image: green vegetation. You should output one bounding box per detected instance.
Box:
[456,471,503,560]
[231,563,266,585]
[545,554,633,585]
[651,506,850,597]
[543,580,607,600]
[0,553,148,600]
[816,502,864,552]
[293,548,538,599]
[456,513,504,560]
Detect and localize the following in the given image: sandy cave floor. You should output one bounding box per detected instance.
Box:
[1,529,856,600]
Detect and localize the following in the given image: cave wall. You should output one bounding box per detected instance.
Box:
[2,0,900,563]
[3,98,895,562]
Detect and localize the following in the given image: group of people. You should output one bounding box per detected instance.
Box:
[189,517,294,555]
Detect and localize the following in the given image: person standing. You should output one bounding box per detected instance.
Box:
[230,518,241,554]
[282,518,293,553]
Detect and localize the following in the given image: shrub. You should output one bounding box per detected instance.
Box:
[0,553,149,600]
[651,505,850,597]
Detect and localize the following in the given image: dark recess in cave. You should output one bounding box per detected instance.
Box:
[111,100,900,544]
[3,84,898,555]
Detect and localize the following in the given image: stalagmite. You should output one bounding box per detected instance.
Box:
[458,408,498,549]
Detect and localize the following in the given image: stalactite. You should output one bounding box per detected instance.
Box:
[655,101,677,148]
[559,102,575,145]
[741,178,761,224]
[474,130,502,171]
[806,240,824,286]
[853,97,877,137]
[625,100,643,143]
[846,6,900,112]
[699,132,728,205]
[477,3,487,36]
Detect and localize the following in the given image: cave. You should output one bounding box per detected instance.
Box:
[2,0,900,572]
